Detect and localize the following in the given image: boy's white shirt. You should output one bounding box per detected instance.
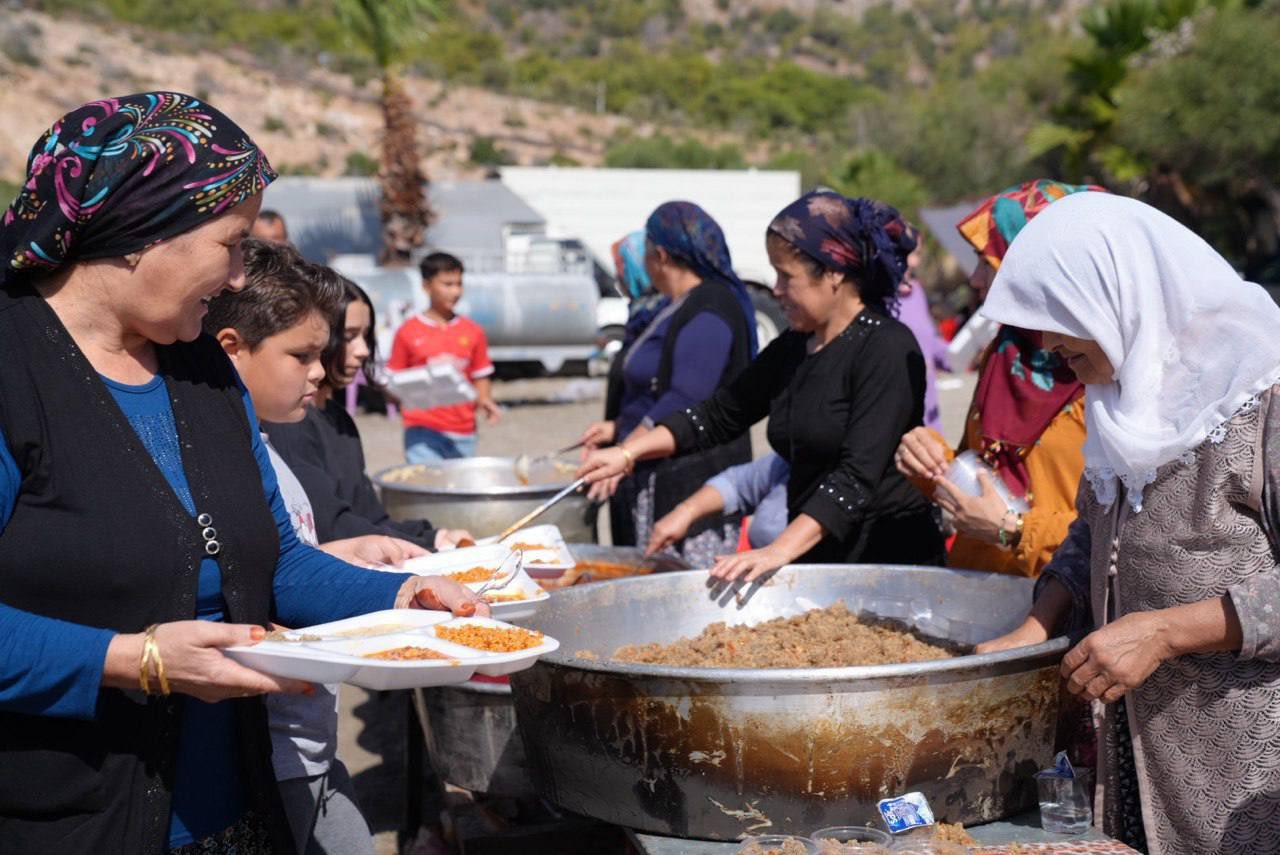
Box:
[262,434,341,782]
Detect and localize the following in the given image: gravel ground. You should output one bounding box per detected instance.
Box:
[337,371,977,854]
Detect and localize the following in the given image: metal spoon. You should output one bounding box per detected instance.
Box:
[514,441,586,485]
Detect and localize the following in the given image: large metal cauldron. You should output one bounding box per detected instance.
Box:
[509,565,1069,840]
[374,457,595,542]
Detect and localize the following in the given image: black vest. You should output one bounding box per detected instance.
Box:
[0,286,293,854]
[648,281,754,538]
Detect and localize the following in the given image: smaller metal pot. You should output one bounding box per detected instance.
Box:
[374,457,596,542]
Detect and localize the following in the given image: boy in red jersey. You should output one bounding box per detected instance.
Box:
[388,252,501,461]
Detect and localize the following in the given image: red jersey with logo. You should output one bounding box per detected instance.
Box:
[387,314,494,434]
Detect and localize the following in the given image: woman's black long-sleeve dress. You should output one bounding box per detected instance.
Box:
[660,309,944,565]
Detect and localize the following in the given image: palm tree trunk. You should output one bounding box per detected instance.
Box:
[378,72,433,266]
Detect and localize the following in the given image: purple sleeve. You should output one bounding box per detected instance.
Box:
[641,312,734,426]
[897,285,951,373]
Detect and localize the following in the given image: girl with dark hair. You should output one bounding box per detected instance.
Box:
[265,269,472,550]
[579,190,944,580]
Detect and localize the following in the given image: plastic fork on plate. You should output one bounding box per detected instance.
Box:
[473,549,524,598]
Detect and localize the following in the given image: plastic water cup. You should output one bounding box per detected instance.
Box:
[944,450,1029,513]
[736,834,818,853]
[1036,767,1094,834]
[887,841,970,854]
[810,825,893,852]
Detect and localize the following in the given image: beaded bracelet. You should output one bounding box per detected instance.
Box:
[997,509,1024,549]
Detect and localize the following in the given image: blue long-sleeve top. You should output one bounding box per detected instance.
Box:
[617,306,733,439]
[0,374,410,845]
[0,380,407,717]
[707,452,791,548]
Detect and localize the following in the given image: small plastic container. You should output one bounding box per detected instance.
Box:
[1037,766,1094,834]
[810,824,893,852]
[944,450,1029,513]
[735,835,819,854]
[889,842,971,854]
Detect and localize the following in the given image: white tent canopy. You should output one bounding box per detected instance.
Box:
[500,166,802,285]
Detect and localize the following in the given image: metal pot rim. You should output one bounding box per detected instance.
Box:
[373,458,577,497]
[538,565,1071,681]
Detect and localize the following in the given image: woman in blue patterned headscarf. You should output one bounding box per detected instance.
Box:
[644,200,757,356]
[578,203,756,561]
[0,92,481,855]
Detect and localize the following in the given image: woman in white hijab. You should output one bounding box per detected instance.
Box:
[976,192,1280,854]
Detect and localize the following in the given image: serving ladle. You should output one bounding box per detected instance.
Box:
[513,441,585,485]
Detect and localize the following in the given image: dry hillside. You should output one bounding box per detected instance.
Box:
[0,8,640,184]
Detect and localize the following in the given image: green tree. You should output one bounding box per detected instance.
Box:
[335,0,439,265]
[1115,2,1280,271]
[826,149,928,221]
[604,134,745,169]
[1027,0,1243,185]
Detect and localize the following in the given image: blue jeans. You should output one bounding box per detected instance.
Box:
[404,426,477,462]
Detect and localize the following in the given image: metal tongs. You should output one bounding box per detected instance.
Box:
[474,549,524,597]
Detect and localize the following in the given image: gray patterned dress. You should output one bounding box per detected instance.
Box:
[1040,393,1280,855]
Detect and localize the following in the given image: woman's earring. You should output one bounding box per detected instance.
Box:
[125,253,142,269]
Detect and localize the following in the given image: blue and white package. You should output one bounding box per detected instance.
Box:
[877,791,935,834]
[1034,750,1076,780]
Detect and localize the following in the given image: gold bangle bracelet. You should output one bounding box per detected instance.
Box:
[620,447,635,473]
[138,627,153,695]
[139,624,171,696]
[152,631,170,696]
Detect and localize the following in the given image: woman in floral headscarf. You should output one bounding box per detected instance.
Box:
[579,204,757,562]
[0,93,481,855]
[896,179,1104,579]
[580,190,943,580]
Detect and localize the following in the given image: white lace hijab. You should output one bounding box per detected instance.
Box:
[980,193,1280,512]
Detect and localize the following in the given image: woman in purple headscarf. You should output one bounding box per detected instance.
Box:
[0,93,481,854]
[580,190,944,580]
[578,203,757,562]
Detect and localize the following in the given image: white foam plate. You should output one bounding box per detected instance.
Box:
[498,524,576,571]
[225,610,556,690]
[397,546,550,622]
[428,615,560,677]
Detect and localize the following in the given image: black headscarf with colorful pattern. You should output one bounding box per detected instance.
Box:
[1,92,276,286]
[767,190,916,313]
